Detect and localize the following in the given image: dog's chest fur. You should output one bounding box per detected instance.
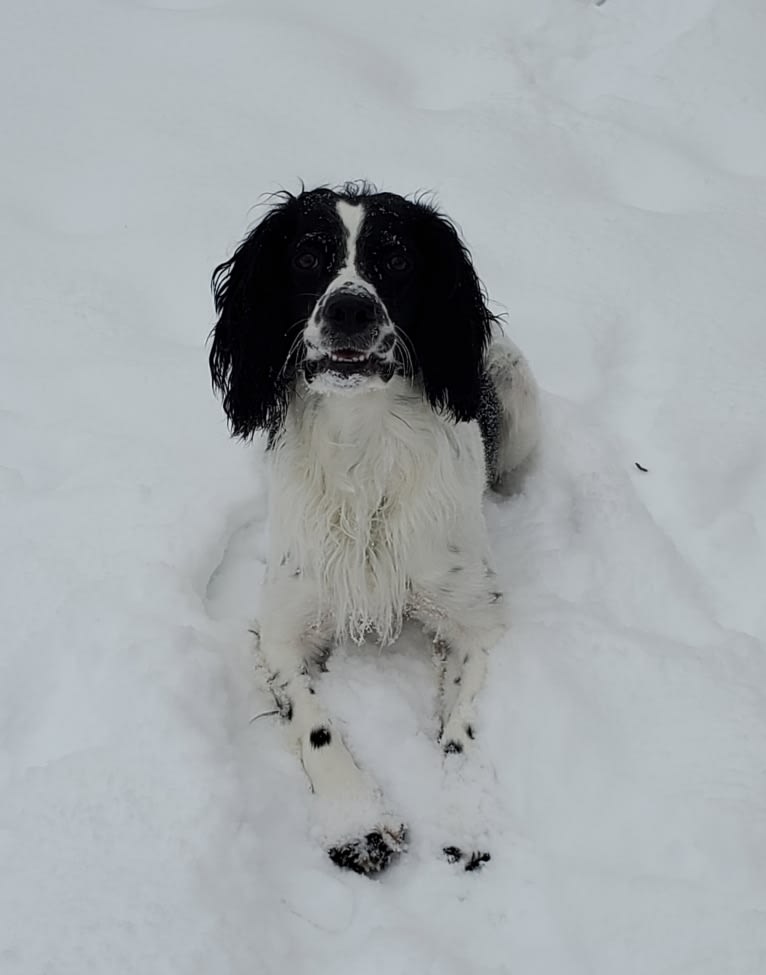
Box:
[269,379,488,644]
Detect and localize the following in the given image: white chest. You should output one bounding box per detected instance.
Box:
[268,383,487,643]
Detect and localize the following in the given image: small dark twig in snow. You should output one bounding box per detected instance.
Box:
[635,462,649,473]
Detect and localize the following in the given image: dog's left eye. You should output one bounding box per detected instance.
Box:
[386,253,411,273]
[294,251,320,271]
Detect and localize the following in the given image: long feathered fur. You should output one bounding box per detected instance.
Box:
[209,186,502,442]
[207,184,540,874]
[269,376,490,645]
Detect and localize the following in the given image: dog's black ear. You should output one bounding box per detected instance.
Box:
[209,194,299,440]
[413,205,496,422]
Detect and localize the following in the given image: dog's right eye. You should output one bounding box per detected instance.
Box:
[293,251,320,271]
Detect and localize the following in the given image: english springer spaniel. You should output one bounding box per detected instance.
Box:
[209,184,539,875]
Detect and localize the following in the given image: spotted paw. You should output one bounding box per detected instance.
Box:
[328,824,407,875]
[442,846,491,871]
[440,718,475,755]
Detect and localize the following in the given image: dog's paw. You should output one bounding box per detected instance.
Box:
[439,716,475,755]
[328,823,407,876]
[442,846,491,871]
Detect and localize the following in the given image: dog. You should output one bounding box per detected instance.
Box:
[209,184,539,874]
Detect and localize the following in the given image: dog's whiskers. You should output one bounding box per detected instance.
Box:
[279,322,309,379]
[394,325,416,378]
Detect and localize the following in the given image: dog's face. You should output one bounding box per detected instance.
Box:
[284,192,408,393]
[210,186,495,439]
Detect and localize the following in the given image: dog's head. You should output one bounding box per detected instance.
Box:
[209,185,496,439]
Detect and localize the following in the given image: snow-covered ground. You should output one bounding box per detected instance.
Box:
[2,0,766,971]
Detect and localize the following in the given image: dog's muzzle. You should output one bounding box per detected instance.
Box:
[304,286,396,387]
[320,289,384,348]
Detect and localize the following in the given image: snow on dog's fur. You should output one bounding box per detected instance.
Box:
[209,184,539,874]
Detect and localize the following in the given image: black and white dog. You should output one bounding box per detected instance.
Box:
[209,184,539,874]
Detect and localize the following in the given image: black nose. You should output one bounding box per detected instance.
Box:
[322,291,379,335]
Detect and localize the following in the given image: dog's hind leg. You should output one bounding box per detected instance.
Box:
[484,331,540,490]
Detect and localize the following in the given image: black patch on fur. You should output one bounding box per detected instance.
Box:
[328,829,404,875]
[209,184,499,440]
[464,851,491,872]
[309,726,331,748]
[209,190,345,441]
[465,723,475,740]
[356,191,497,423]
[477,371,502,483]
[378,331,396,352]
[443,739,464,755]
[443,847,490,871]
[313,643,333,674]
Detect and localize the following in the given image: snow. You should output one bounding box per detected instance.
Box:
[2,0,766,972]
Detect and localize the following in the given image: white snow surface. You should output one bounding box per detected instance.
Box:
[2,1,766,972]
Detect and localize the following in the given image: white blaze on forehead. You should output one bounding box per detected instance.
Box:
[303,200,372,350]
[303,197,395,365]
[336,200,364,275]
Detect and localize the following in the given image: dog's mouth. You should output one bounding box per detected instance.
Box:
[304,349,395,383]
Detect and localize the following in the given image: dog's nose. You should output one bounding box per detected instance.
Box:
[322,292,379,335]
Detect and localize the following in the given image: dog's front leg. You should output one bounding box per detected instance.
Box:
[434,638,490,756]
[416,577,504,872]
[258,576,407,874]
[413,567,506,756]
